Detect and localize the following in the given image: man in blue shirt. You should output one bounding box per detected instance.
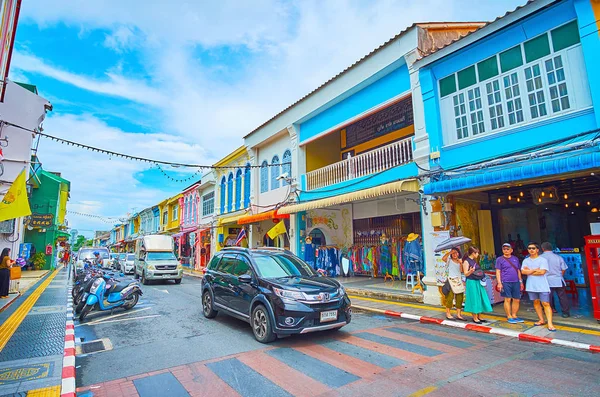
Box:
[541,242,570,318]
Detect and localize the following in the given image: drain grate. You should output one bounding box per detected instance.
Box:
[78,339,112,354]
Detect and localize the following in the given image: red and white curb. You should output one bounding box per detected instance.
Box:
[62,284,76,397]
[353,305,600,353]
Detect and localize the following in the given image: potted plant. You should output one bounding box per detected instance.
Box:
[31,252,47,270]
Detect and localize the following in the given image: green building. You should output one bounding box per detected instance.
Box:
[24,157,70,270]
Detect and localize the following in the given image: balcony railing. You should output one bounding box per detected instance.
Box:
[305,137,413,191]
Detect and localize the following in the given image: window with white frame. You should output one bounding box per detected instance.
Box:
[438,21,590,146]
[173,204,178,221]
[202,192,214,216]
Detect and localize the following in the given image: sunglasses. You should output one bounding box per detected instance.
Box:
[502,247,511,250]
[527,247,538,250]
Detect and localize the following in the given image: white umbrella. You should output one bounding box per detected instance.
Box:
[434,236,472,252]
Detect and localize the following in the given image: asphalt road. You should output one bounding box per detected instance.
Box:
[74,275,600,397]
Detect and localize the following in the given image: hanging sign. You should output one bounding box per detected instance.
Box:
[29,213,54,227]
[45,244,53,255]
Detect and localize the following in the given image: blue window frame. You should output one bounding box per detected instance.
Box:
[227,173,234,212]
[220,177,226,213]
[282,150,291,186]
[235,169,242,210]
[271,155,280,190]
[260,161,268,193]
[244,164,251,207]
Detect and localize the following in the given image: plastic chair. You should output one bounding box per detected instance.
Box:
[565,279,578,299]
[406,273,416,290]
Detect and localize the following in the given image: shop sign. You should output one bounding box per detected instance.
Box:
[307,215,338,230]
[30,213,54,228]
[342,96,413,150]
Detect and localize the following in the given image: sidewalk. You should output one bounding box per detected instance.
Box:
[349,294,600,352]
[182,268,204,279]
[0,265,71,396]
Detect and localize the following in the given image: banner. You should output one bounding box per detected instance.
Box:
[267,221,286,239]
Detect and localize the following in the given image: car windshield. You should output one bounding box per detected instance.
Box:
[252,254,315,278]
[127,254,135,261]
[79,249,109,260]
[147,252,176,261]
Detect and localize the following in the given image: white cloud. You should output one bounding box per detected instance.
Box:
[15,0,527,233]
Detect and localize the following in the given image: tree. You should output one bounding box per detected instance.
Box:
[73,235,86,251]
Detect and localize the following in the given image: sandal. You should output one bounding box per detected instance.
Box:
[446,316,455,320]
[548,327,557,332]
[472,320,482,324]
[534,321,546,326]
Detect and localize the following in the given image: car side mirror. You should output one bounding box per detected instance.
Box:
[238,274,252,283]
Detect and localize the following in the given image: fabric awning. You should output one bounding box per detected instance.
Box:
[237,210,290,225]
[278,179,419,215]
[217,213,247,226]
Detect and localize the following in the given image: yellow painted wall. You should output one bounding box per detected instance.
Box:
[455,199,481,250]
[306,130,341,172]
[57,190,68,225]
[166,194,182,231]
[592,0,600,34]
[133,216,140,234]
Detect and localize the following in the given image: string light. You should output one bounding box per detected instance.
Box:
[517,197,521,203]
[519,192,524,197]
[497,198,501,203]
[508,195,512,201]
[541,191,545,197]
[155,165,203,183]
[67,211,125,224]
[564,193,569,199]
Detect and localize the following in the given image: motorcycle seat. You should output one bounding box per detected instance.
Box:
[109,281,131,294]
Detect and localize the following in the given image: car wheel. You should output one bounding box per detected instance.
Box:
[251,304,276,344]
[202,290,217,318]
[174,279,182,285]
[141,271,149,285]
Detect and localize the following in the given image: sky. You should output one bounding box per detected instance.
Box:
[10,0,526,237]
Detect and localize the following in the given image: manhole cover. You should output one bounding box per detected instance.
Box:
[78,339,112,354]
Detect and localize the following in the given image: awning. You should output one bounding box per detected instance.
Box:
[237,210,290,225]
[424,149,600,195]
[278,179,419,215]
[217,213,247,226]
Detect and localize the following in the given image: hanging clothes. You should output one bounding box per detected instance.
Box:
[304,243,316,269]
[403,239,423,274]
[379,242,392,277]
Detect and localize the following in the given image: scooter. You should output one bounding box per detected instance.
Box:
[79,274,142,322]
[75,270,128,314]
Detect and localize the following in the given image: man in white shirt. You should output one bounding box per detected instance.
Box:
[521,242,555,331]
[541,242,570,318]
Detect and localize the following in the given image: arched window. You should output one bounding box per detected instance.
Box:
[244,164,251,208]
[220,177,226,214]
[282,150,291,186]
[227,173,234,212]
[271,155,280,190]
[235,169,243,210]
[260,161,268,193]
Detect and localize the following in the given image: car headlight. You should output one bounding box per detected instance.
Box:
[338,285,346,296]
[273,287,307,301]
[147,264,155,270]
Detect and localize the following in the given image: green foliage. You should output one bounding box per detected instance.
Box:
[73,235,86,251]
[31,252,47,270]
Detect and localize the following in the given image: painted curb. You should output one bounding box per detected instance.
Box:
[353,304,600,353]
[61,269,76,397]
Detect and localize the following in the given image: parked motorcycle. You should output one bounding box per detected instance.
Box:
[79,274,143,322]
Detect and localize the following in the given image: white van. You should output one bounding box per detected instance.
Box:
[134,235,183,284]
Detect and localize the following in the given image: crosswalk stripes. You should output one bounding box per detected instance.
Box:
[76,322,495,397]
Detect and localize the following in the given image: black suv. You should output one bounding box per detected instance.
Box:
[201,247,352,343]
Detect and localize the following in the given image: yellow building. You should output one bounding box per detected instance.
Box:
[214,146,250,251]
[165,194,183,234]
[133,214,141,234]
[157,198,168,233]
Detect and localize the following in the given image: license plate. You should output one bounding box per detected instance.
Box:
[320,310,338,323]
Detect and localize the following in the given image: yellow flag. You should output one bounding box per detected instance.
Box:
[0,169,31,222]
[267,221,287,239]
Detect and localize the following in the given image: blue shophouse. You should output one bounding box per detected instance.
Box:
[415,0,600,305]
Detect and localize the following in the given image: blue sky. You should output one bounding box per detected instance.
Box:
[9,0,526,237]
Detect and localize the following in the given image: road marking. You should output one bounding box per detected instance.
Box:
[77,307,151,325]
[0,363,52,385]
[26,385,61,396]
[77,314,161,327]
[0,268,60,352]
[157,289,169,294]
[349,295,600,336]
[407,351,531,397]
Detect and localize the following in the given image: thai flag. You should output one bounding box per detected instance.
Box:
[235,228,247,246]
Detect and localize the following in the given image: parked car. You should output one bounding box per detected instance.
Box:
[134,235,183,284]
[76,247,110,270]
[118,253,126,269]
[121,253,136,274]
[201,247,351,343]
[109,253,120,269]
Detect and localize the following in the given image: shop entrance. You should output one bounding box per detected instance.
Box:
[459,173,600,322]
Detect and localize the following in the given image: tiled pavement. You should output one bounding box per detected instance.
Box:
[0,266,69,396]
[75,319,600,397]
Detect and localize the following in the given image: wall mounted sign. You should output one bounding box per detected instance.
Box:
[30,213,54,227]
[342,96,414,150]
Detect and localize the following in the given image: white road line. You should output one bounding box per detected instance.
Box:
[81,307,152,325]
[77,314,162,327]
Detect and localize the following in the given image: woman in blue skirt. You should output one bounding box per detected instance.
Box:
[462,246,492,324]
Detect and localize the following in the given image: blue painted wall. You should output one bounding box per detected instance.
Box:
[420,0,599,171]
[299,64,410,143]
[574,0,600,127]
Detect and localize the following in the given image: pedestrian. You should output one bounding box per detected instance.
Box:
[0,248,15,298]
[541,242,570,318]
[462,246,492,324]
[521,242,555,331]
[441,247,467,321]
[495,243,524,324]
